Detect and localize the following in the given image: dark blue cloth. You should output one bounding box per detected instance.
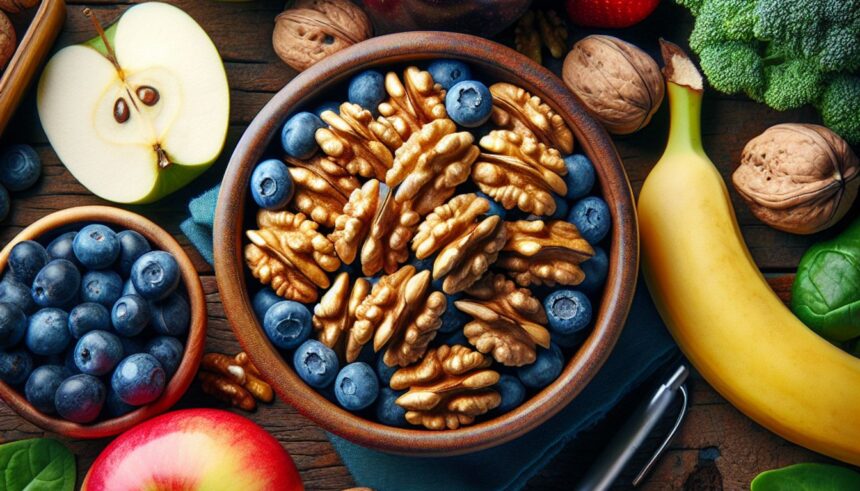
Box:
[184,186,678,491]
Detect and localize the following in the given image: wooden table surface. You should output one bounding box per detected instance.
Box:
[0,1,855,489]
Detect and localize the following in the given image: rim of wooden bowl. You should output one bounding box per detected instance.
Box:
[0,206,207,439]
[214,31,639,456]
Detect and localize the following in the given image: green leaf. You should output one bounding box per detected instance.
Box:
[751,463,860,491]
[0,439,75,491]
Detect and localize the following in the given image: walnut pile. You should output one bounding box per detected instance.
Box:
[245,210,340,302]
[455,274,551,366]
[390,345,500,430]
[351,265,446,367]
[499,220,594,287]
[413,193,507,294]
[474,129,568,216]
[272,0,372,72]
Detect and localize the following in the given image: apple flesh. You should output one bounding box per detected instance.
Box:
[37,2,229,204]
[82,409,303,491]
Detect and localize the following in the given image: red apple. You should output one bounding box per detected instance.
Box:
[83,409,303,491]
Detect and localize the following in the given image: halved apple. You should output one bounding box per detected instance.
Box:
[37,2,229,204]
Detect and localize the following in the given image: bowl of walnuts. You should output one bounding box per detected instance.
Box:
[214,31,637,455]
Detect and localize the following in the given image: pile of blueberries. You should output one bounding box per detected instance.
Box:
[0,225,189,424]
[248,60,611,427]
[0,144,42,222]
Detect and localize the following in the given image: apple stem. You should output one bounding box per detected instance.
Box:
[83,8,125,79]
[155,145,171,169]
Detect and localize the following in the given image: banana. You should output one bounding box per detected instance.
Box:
[638,41,860,465]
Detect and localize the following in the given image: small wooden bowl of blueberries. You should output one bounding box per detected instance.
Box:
[216,32,638,455]
[0,206,206,438]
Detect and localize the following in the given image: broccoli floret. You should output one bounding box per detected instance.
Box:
[819,26,860,72]
[699,42,765,100]
[818,75,860,143]
[763,58,823,109]
[689,0,757,52]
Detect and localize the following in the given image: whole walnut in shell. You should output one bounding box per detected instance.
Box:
[273,0,372,72]
[562,35,664,135]
[732,123,859,235]
[0,11,15,71]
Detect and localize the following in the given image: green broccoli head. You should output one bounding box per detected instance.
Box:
[818,75,860,144]
[698,41,766,100]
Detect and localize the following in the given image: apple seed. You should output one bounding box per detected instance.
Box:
[114,98,130,124]
[136,86,159,106]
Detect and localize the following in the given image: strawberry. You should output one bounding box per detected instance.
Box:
[566,0,661,28]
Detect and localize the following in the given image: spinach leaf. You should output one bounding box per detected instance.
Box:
[0,438,75,491]
[751,463,860,491]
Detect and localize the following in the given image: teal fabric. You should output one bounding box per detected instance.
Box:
[183,185,678,491]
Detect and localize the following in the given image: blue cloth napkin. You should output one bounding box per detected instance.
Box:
[183,185,678,491]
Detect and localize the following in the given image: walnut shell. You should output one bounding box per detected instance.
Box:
[273,0,372,72]
[562,35,664,135]
[0,11,15,71]
[732,123,860,235]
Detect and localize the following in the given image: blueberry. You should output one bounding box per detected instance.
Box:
[440,294,468,333]
[252,288,281,322]
[111,353,165,406]
[563,154,596,200]
[0,349,32,384]
[0,279,34,313]
[263,301,311,350]
[314,101,341,117]
[0,184,8,222]
[149,293,190,336]
[0,302,25,349]
[427,60,472,90]
[46,232,80,266]
[118,335,146,357]
[68,302,111,339]
[495,374,526,413]
[579,246,609,294]
[476,192,506,219]
[347,70,386,114]
[55,374,105,423]
[81,269,123,307]
[111,294,151,337]
[250,159,294,210]
[334,362,379,411]
[293,339,338,388]
[376,387,407,427]
[26,308,71,355]
[0,144,41,191]
[517,343,564,389]
[116,230,151,277]
[121,279,137,296]
[24,365,68,414]
[31,259,80,308]
[544,290,592,336]
[568,196,611,244]
[8,240,48,285]
[281,112,326,159]
[376,355,397,386]
[74,330,124,376]
[445,80,493,128]
[145,336,183,378]
[551,195,569,220]
[73,224,120,270]
[130,251,180,301]
[104,388,136,417]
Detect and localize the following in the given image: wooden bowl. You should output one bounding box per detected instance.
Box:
[0,206,206,439]
[215,32,638,456]
[0,0,65,136]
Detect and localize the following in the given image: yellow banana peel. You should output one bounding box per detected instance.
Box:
[638,41,860,465]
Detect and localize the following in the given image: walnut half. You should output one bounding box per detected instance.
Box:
[489,82,573,154]
[498,220,594,287]
[391,345,500,430]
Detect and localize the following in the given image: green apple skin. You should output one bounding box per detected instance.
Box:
[39,3,230,204]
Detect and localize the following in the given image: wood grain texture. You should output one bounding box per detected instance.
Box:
[0,0,855,489]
